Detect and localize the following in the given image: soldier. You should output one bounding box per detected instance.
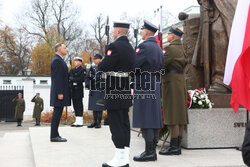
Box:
[69,57,86,127]
[31,93,44,126]
[86,54,105,129]
[50,43,70,142]
[98,21,135,167]
[159,25,189,155]
[132,20,164,162]
[12,93,25,126]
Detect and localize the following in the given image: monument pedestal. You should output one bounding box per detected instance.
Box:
[183,108,248,149]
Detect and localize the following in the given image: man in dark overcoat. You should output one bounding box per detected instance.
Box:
[132,20,164,162]
[98,21,135,167]
[50,43,70,142]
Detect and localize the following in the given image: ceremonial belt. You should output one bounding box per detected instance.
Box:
[166,69,183,74]
[107,72,129,77]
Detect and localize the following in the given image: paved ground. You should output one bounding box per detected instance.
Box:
[0,122,247,167]
[0,121,50,137]
[29,126,246,167]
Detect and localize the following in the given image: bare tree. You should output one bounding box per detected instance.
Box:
[22,0,83,56]
[0,26,32,75]
[91,14,107,55]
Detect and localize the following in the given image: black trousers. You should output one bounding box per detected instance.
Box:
[108,108,130,148]
[141,128,159,142]
[72,98,83,116]
[93,111,103,121]
[50,107,63,138]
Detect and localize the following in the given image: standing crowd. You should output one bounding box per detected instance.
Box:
[49,19,188,167]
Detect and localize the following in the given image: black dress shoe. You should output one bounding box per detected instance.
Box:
[50,136,67,142]
[71,124,76,127]
[95,123,101,128]
[87,122,96,128]
[102,163,129,167]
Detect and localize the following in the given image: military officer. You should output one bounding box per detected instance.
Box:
[69,57,86,127]
[31,93,44,126]
[159,24,189,155]
[12,93,25,126]
[98,21,135,167]
[86,54,105,129]
[132,20,164,162]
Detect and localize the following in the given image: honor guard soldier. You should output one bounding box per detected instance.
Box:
[86,54,105,129]
[12,93,25,126]
[31,93,44,126]
[98,21,135,167]
[132,20,164,162]
[69,57,86,127]
[160,25,189,155]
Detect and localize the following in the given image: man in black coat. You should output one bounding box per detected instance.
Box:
[86,54,105,129]
[69,57,86,127]
[50,43,70,142]
[242,121,250,166]
[99,22,135,167]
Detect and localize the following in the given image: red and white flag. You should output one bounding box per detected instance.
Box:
[223,0,250,112]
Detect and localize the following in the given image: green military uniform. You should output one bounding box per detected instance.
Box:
[162,39,189,125]
[12,97,25,119]
[12,97,25,126]
[159,25,189,156]
[31,96,44,120]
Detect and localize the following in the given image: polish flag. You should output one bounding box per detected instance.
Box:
[223,0,250,112]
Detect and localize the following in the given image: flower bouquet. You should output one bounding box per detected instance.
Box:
[188,88,213,109]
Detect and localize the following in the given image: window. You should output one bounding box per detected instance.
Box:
[40,80,48,84]
[3,80,11,84]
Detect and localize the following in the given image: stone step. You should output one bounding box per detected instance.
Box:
[29,126,246,167]
[0,132,35,167]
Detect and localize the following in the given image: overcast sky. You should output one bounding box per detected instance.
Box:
[0,0,198,27]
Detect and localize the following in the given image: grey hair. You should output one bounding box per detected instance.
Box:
[54,43,63,52]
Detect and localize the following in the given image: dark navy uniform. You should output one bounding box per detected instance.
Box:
[69,65,86,117]
[133,37,164,129]
[133,20,164,162]
[86,57,106,128]
[99,35,135,149]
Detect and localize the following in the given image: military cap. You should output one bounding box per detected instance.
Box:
[93,54,102,60]
[36,93,40,95]
[168,24,183,37]
[18,93,22,96]
[141,20,158,33]
[74,57,83,62]
[113,21,130,28]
